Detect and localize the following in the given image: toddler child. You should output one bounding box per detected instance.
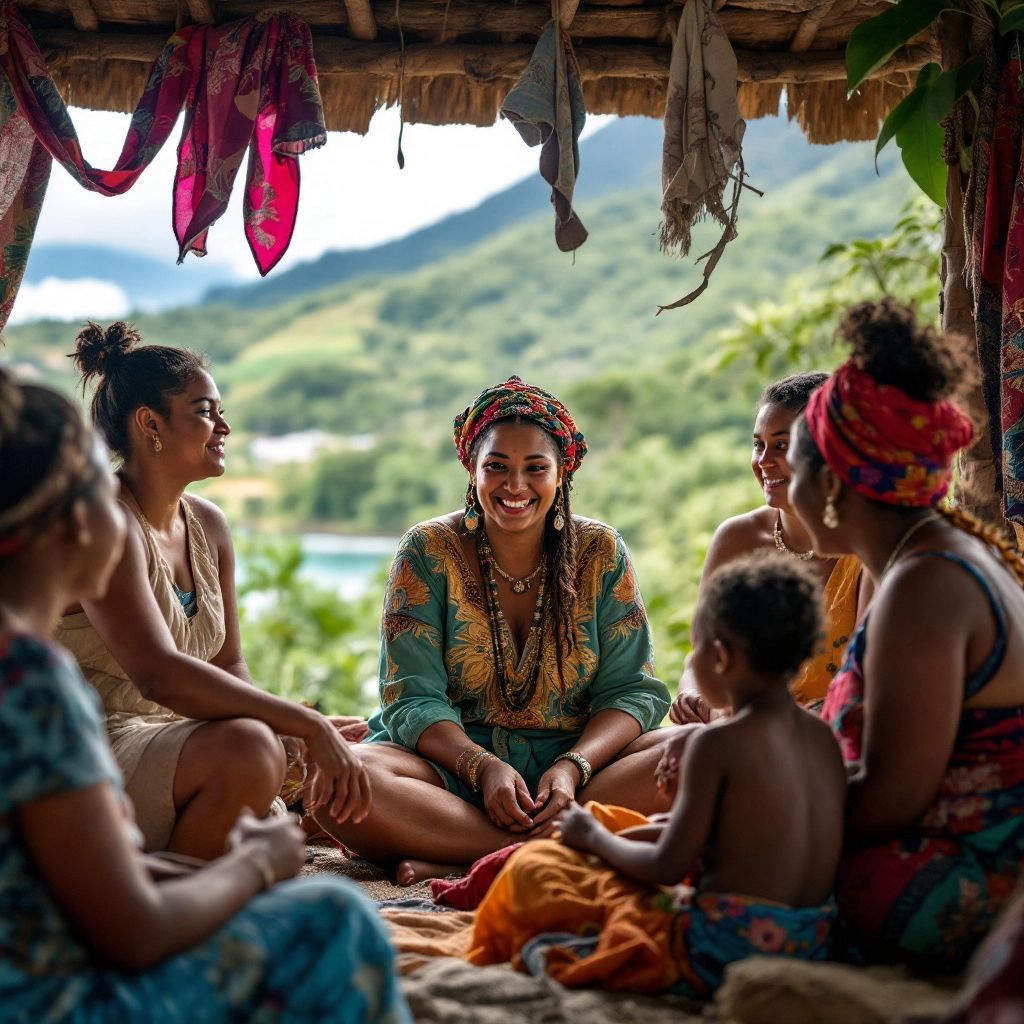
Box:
[467,552,846,997]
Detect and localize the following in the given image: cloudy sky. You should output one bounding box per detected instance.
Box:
[27,105,610,278]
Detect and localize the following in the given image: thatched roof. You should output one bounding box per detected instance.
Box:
[15,0,937,143]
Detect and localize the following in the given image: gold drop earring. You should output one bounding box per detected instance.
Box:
[463,480,480,533]
[552,486,566,532]
[152,434,163,453]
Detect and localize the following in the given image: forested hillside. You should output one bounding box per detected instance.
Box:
[4,114,926,697]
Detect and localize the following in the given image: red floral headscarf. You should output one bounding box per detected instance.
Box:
[804,360,973,507]
[453,376,587,474]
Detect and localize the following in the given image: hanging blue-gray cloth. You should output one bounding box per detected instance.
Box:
[500,22,588,253]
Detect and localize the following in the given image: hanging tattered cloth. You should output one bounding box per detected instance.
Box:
[500,21,588,253]
[658,0,747,312]
[968,33,1024,543]
[0,6,325,332]
[174,15,326,273]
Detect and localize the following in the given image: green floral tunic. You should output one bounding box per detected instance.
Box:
[365,517,670,795]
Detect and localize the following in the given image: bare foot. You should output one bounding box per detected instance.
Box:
[396,858,467,886]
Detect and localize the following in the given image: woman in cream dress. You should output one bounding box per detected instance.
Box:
[57,322,370,859]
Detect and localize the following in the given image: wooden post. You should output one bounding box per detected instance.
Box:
[185,0,217,24]
[940,14,1001,524]
[343,0,378,41]
[64,0,99,32]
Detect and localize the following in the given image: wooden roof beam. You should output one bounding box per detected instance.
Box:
[64,0,99,32]
[185,0,217,24]
[36,28,937,86]
[343,0,378,40]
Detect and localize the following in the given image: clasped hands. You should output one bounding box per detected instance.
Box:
[288,715,372,826]
[479,757,581,838]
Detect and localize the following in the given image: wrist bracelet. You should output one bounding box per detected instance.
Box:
[467,751,496,791]
[249,852,275,892]
[455,745,479,784]
[554,751,592,788]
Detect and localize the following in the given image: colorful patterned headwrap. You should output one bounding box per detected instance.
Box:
[804,360,974,507]
[453,376,587,474]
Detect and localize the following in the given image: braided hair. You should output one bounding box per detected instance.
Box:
[470,418,580,684]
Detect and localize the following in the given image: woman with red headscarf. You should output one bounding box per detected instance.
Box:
[315,377,672,884]
[788,299,1024,971]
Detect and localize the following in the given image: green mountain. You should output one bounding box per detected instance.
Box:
[2,113,922,684]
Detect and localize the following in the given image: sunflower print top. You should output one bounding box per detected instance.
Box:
[366,517,669,754]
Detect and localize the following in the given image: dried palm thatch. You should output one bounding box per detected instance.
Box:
[12,0,937,143]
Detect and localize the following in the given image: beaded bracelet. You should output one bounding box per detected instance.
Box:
[553,751,592,788]
[454,745,479,783]
[467,751,496,791]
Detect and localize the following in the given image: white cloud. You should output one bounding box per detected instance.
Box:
[34,107,614,281]
[8,277,130,325]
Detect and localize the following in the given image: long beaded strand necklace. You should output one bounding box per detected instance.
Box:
[476,529,548,711]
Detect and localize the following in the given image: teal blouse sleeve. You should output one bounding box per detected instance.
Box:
[587,533,671,731]
[0,634,120,816]
[376,526,463,748]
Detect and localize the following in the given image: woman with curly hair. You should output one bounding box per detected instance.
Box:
[788,299,1024,971]
[319,376,673,884]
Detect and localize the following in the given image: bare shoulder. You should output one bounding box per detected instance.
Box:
[184,494,232,548]
[704,508,773,572]
[796,707,845,776]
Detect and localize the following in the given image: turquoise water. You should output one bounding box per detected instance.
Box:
[295,533,397,600]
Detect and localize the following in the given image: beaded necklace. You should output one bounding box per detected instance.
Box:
[476,529,548,711]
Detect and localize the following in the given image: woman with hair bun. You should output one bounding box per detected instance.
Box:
[671,372,871,723]
[788,298,1024,970]
[0,367,409,1024]
[58,322,370,860]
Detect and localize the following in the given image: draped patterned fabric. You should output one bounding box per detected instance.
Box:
[968,33,1024,542]
[0,4,326,329]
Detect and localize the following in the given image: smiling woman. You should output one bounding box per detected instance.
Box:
[314,376,674,885]
[670,373,871,723]
[54,322,371,860]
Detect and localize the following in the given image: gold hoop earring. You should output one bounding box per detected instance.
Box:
[152,434,163,453]
[552,488,566,532]
[822,495,839,530]
[463,480,480,533]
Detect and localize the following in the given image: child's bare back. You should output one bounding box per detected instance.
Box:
[697,697,845,906]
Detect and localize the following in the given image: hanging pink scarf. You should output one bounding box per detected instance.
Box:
[0,5,325,330]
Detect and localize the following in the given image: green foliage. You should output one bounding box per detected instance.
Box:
[5,120,928,708]
[846,0,956,95]
[848,0,1011,207]
[715,196,941,374]
[235,536,382,714]
[874,60,982,204]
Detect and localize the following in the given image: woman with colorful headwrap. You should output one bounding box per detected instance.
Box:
[788,299,1024,971]
[316,376,672,884]
[0,367,409,1024]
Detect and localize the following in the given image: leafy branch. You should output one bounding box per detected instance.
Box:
[846,0,1012,204]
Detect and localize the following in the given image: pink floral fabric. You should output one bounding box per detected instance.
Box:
[0,5,325,329]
